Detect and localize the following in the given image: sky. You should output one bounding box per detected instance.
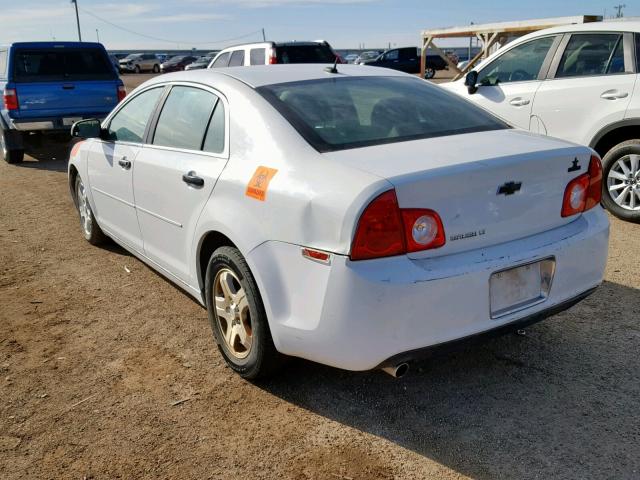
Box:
[1,0,638,50]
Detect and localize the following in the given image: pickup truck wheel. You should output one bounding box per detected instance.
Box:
[0,130,24,164]
[152,64,159,73]
[134,65,141,74]
[205,246,283,379]
[75,175,107,244]
[424,67,435,79]
[601,139,640,223]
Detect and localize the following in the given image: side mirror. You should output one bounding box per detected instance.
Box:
[71,119,102,139]
[464,70,479,94]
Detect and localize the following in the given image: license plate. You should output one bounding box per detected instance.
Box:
[63,117,82,126]
[490,258,555,319]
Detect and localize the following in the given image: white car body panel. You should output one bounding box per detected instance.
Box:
[68,65,610,371]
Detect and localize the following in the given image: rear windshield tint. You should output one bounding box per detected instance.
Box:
[257,76,508,152]
[12,48,115,82]
[276,45,336,64]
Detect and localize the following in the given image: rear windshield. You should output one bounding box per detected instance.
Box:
[276,45,336,64]
[12,48,115,82]
[257,76,508,152]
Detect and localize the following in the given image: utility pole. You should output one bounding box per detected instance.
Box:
[96,29,100,43]
[262,28,266,41]
[71,0,82,41]
[614,4,626,18]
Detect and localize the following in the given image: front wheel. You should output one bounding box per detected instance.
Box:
[134,65,141,74]
[152,64,159,73]
[205,246,283,379]
[601,139,640,223]
[75,175,107,244]
[424,67,435,79]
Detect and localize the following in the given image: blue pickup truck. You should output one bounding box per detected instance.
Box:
[0,42,125,163]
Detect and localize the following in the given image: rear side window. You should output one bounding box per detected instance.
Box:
[211,52,230,68]
[153,86,218,151]
[229,50,245,67]
[12,48,116,82]
[250,48,266,65]
[258,76,508,152]
[637,33,640,66]
[556,34,625,77]
[107,87,163,143]
[276,45,335,64]
[0,50,7,78]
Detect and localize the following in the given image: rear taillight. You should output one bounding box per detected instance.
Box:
[561,154,602,217]
[3,88,18,111]
[350,190,445,260]
[117,85,127,103]
[268,48,278,64]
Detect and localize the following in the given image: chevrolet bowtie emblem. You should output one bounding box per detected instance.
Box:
[497,181,522,196]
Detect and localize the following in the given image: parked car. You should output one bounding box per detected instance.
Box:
[185,56,213,71]
[355,50,381,64]
[160,55,197,73]
[361,47,448,78]
[442,21,640,222]
[0,41,125,164]
[119,53,160,74]
[208,41,339,68]
[344,54,359,64]
[68,64,608,379]
[108,54,120,72]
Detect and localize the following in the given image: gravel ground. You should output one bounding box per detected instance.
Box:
[0,72,639,480]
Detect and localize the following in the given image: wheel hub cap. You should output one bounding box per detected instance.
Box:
[607,154,640,211]
[213,269,252,359]
[76,179,93,236]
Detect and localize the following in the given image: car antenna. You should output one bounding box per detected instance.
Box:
[325,56,339,74]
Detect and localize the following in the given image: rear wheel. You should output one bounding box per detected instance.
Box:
[0,129,24,164]
[152,64,160,73]
[205,246,283,379]
[75,175,107,244]
[601,139,640,223]
[424,67,435,79]
[134,64,141,74]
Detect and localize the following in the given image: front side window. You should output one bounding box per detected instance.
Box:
[107,87,163,143]
[258,76,507,152]
[556,34,625,78]
[478,36,555,85]
[384,50,399,61]
[229,50,245,67]
[153,86,218,151]
[212,52,230,68]
[250,48,266,65]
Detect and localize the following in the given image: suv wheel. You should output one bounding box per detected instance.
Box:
[205,246,283,379]
[75,175,107,244]
[424,67,435,79]
[0,129,24,164]
[601,139,640,223]
[134,64,141,74]
[152,64,159,73]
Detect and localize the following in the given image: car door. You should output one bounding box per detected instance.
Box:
[399,48,419,73]
[133,84,228,284]
[379,49,399,70]
[87,86,164,252]
[530,32,636,144]
[463,35,560,130]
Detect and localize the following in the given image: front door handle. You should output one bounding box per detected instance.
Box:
[182,171,204,187]
[601,90,629,100]
[118,157,131,169]
[509,98,530,107]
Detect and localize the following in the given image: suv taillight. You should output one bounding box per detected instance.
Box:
[268,54,278,64]
[350,190,445,260]
[561,154,603,217]
[117,85,126,103]
[3,88,18,111]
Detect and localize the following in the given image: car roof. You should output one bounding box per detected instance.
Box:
[144,64,410,89]
[2,41,105,49]
[518,20,640,40]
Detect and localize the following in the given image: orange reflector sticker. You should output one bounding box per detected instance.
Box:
[246,166,278,201]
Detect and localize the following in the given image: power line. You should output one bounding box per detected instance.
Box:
[78,6,262,46]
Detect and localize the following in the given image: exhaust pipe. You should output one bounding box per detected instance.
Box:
[381,362,410,378]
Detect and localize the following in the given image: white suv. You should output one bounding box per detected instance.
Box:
[208,41,338,68]
[443,21,640,222]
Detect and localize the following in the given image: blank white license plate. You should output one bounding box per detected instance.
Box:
[490,259,555,319]
[63,117,82,126]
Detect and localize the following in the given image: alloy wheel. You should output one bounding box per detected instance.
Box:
[76,178,93,236]
[213,268,252,359]
[607,154,640,211]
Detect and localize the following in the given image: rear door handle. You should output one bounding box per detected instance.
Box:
[509,98,530,107]
[182,171,204,187]
[601,90,628,100]
[118,157,131,170]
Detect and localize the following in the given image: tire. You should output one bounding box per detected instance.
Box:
[134,64,141,74]
[75,175,107,245]
[601,139,640,223]
[424,67,435,79]
[205,246,283,379]
[152,64,160,73]
[0,129,24,164]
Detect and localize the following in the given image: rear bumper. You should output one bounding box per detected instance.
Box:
[248,208,609,371]
[6,114,109,132]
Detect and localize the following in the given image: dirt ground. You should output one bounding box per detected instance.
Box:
[1,73,639,480]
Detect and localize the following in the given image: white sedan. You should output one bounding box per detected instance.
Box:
[68,65,609,379]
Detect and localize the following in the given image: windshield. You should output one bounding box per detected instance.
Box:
[12,48,116,82]
[124,54,141,60]
[165,56,186,64]
[276,45,336,64]
[257,76,508,152]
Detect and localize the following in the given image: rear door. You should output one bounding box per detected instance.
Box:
[133,84,228,284]
[531,32,636,144]
[87,86,165,252]
[10,46,119,119]
[460,35,560,130]
[398,48,419,73]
